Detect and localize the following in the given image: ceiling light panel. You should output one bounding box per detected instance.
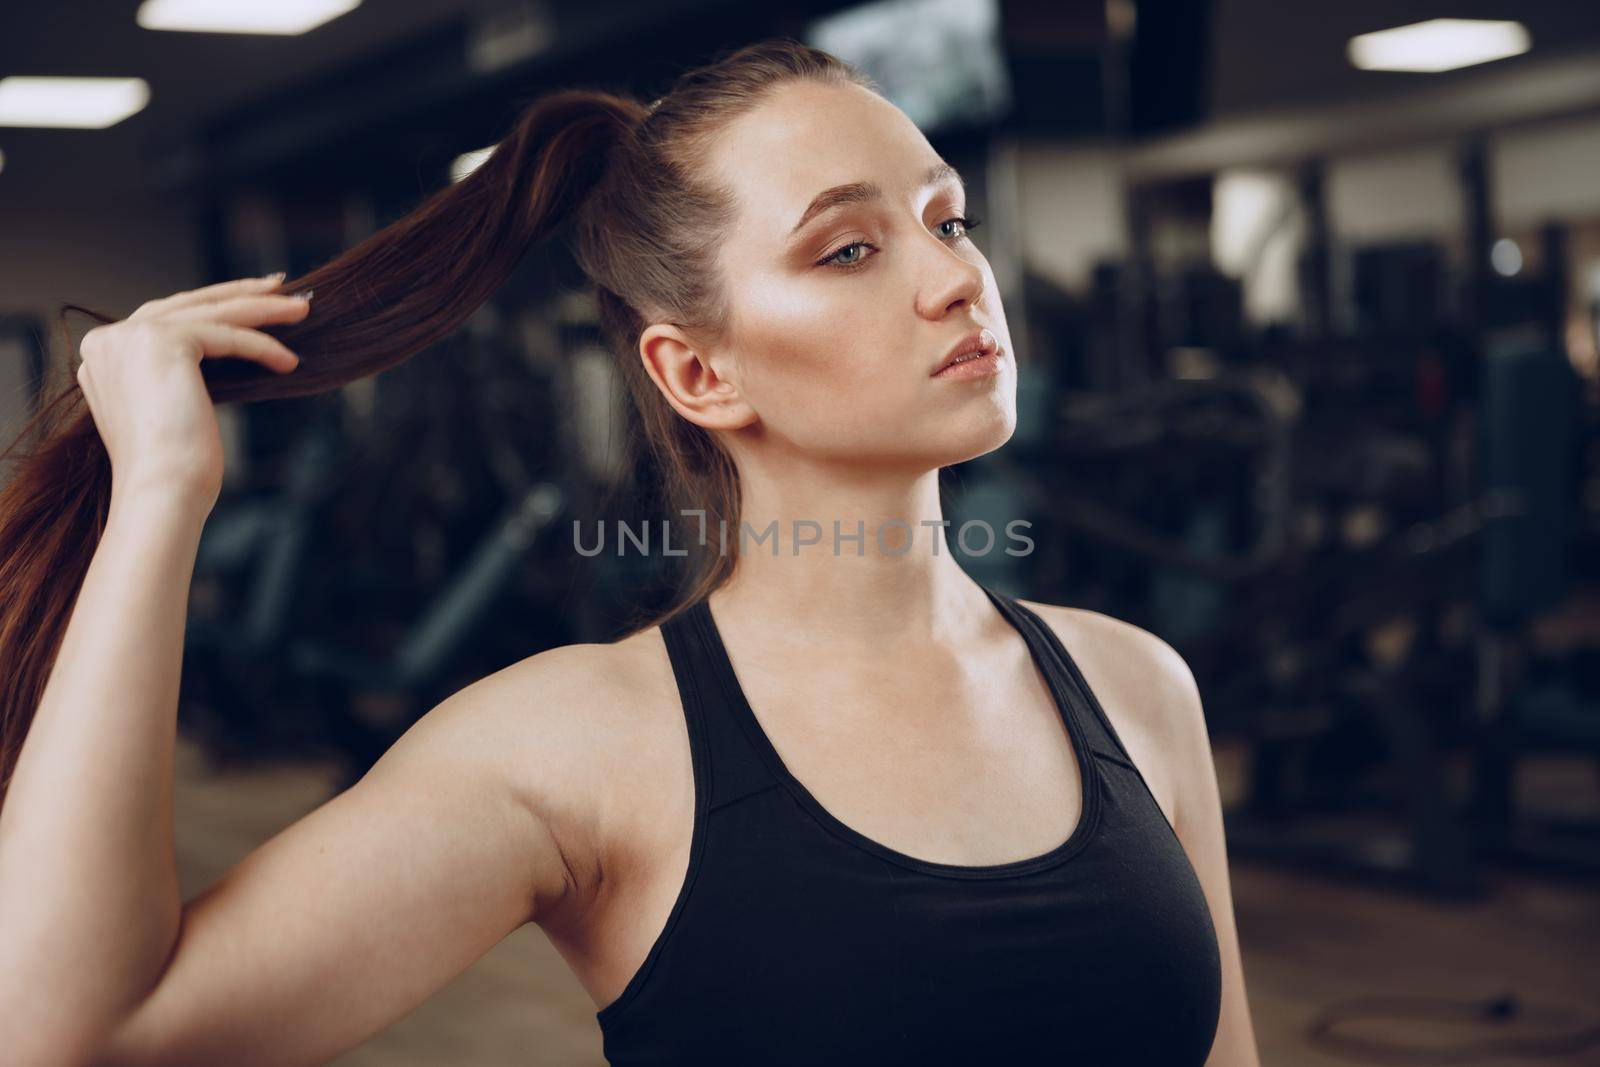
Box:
[136,0,364,36]
[1348,18,1530,74]
[0,77,151,129]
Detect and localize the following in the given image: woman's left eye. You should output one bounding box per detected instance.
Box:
[817,214,983,272]
[937,215,981,240]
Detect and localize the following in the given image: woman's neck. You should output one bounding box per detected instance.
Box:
[708,488,995,649]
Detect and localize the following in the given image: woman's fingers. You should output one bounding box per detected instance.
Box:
[162,293,313,329]
[128,275,289,320]
[183,321,302,373]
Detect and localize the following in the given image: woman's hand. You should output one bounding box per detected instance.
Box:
[75,274,311,513]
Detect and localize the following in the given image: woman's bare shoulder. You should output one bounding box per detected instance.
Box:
[481,624,682,796]
[1015,598,1180,680]
[487,626,677,735]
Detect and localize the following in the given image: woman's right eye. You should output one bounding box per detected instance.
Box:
[821,242,872,270]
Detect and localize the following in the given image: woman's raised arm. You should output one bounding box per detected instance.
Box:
[0,278,588,1066]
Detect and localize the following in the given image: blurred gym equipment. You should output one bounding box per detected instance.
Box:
[1470,331,1596,878]
[182,302,573,789]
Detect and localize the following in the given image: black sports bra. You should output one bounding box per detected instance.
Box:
[596,584,1222,1065]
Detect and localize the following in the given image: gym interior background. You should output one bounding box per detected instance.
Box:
[3,1,1598,1063]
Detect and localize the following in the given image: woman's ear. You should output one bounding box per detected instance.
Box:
[638,324,756,430]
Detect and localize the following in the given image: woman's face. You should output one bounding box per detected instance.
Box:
[650,79,1017,475]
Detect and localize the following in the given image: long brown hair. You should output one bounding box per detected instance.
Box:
[0,37,878,804]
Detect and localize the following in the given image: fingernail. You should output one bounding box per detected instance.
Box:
[266,271,287,282]
[294,288,314,302]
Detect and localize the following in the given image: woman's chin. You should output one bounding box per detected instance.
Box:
[931,413,1017,468]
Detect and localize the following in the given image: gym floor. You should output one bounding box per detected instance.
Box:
[171,736,1599,1066]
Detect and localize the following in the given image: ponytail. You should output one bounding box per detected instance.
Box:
[0,89,646,807]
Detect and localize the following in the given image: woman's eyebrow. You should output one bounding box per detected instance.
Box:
[787,162,964,238]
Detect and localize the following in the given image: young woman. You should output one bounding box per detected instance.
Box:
[0,39,1258,1067]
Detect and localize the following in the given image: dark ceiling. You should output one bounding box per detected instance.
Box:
[1207,0,1600,117]
[4,1,1600,199]
[0,0,525,193]
[1,0,868,196]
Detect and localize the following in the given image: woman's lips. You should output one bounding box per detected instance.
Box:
[931,345,1004,380]
[932,327,999,375]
